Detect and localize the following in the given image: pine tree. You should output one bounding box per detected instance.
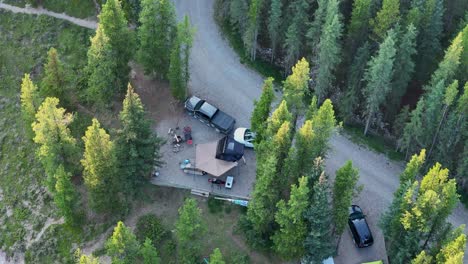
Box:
[303,173,335,263]
[32,97,76,192]
[41,48,66,103]
[339,41,371,123]
[266,100,293,137]
[175,198,205,264]
[414,0,445,81]
[332,161,360,239]
[381,150,426,253]
[251,77,275,142]
[435,232,466,263]
[169,16,195,100]
[20,74,41,139]
[346,0,373,53]
[81,119,121,213]
[267,0,282,62]
[314,0,343,103]
[283,0,310,71]
[310,99,336,157]
[138,0,177,77]
[244,0,262,61]
[53,165,79,227]
[272,176,310,259]
[245,153,281,237]
[363,29,397,135]
[286,120,315,183]
[370,0,400,41]
[99,0,134,90]
[306,0,327,54]
[411,251,433,264]
[229,0,248,33]
[209,248,226,264]
[459,24,468,83]
[283,58,310,113]
[75,249,101,264]
[116,84,161,195]
[387,162,460,263]
[140,238,159,264]
[305,96,318,121]
[388,23,418,115]
[106,221,141,264]
[86,25,117,106]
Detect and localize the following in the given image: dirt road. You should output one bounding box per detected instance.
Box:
[172,0,468,263]
[0,1,467,263]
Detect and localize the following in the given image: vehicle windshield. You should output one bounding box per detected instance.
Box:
[349,211,364,220]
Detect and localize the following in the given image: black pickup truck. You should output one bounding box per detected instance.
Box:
[184,96,236,134]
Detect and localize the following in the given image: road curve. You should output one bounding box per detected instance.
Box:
[172,0,468,263]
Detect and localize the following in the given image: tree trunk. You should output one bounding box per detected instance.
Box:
[364,112,372,136]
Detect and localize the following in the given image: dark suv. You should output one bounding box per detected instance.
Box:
[184,96,236,134]
[348,205,374,248]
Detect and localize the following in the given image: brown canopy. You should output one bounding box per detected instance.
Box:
[196,141,237,176]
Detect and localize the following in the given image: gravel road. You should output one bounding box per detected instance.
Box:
[172,0,468,263]
[0,1,466,263]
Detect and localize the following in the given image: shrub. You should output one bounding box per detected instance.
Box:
[135,214,168,247]
[207,196,223,214]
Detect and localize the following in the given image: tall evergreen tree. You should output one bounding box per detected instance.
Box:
[314,0,343,103]
[41,48,66,104]
[332,161,360,241]
[86,25,117,106]
[267,0,282,62]
[310,99,337,157]
[138,0,177,77]
[459,24,468,83]
[116,84,161,196]
[169,15,195,100]
[381,150,426,254]
[106,221,141,264]
[306,0,327,54]
[303,173,335,263]
[244,0,262,60]
[339,42,371,123]
[99,0,134,90]
[272,176,310,259]
[209,248,226,264]
[435,232,466,263]
[229,0,248,33]
[53,165,79,227]
[413,0,445,81]
[283,0,310,71]
[285,120,315,183]
[20,74,41,139]
[81,119,121,213]
[388,23,418,116]
[32,97,76,191]
[346,0,373,53]
[363,29,397,135]
[283,58,310,113]
[251,77,275,142]
[370,0,400,41]
[245,153,281,240]
[266,100,293,137]
[175,198,205,264]
[140,238,159,264]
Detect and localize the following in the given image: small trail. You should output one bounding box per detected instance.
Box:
[27,217,65,248]
[0,2,97,29]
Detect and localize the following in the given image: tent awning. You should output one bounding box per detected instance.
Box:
[196,141,237,176]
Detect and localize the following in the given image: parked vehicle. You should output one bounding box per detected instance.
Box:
[348,205,374,248]
[184,96,236,134]
[233,128,256,148]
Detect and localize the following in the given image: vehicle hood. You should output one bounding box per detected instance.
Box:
[234,128,247,144]
[211,111,235,131]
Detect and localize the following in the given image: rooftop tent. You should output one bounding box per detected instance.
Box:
[195,141,238,176]
[215,136,244,162]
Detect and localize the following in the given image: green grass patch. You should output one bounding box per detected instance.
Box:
[42,0,97,19]
[343,125,404,161]
[3,0,27,7]
[216,18,284,84]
